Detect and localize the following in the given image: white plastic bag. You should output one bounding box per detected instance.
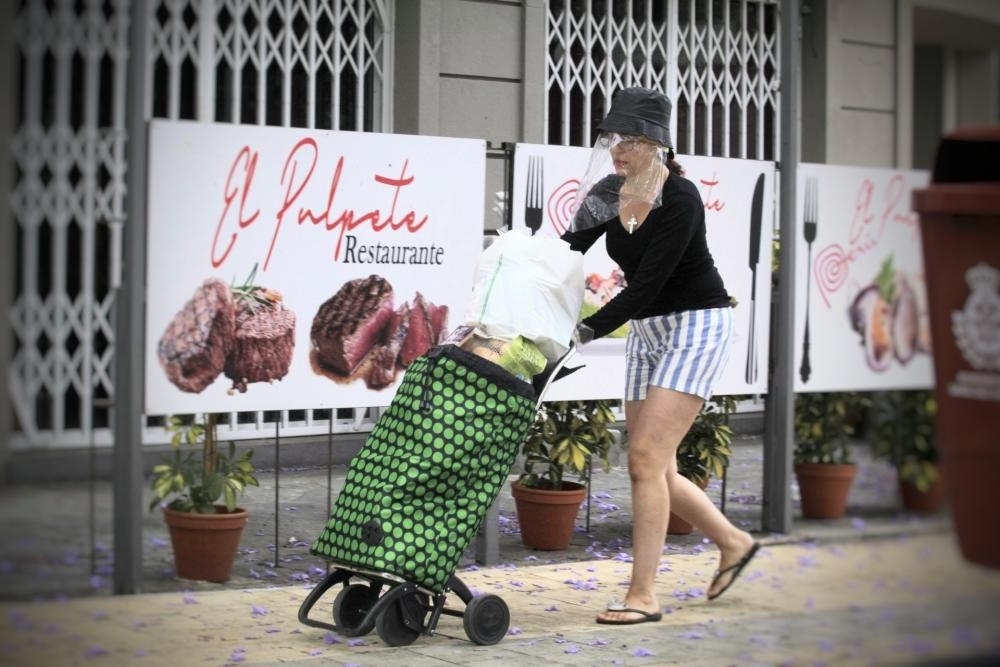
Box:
[465,229,584,361]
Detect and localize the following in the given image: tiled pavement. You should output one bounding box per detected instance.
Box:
[2,438,999,665]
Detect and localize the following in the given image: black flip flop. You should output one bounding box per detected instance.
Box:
[596,603,663,625]
[707,541,761,601]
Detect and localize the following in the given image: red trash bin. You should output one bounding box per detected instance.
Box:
[913,126,1000,569]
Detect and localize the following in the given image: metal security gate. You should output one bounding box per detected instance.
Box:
[545,0,780,160]
[9,0,392,450]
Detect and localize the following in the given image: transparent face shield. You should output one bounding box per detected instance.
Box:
[569,133,668,233]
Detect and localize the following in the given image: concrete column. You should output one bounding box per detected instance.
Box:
[0,0,17,486]
[521,0,546,144]
[114,0,150,594]
[896,0,914,168]
[762,0,801,534]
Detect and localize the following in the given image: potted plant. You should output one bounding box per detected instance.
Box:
[149,414,259,582]
[794,392,870,519]
[870,390,944,513]
[512,400,617,549]
[669,396,737,534]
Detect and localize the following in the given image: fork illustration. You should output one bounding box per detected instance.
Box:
[525,155,544,235]
[799,177,818,384]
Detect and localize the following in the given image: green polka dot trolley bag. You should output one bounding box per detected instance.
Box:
[298,343,571,648]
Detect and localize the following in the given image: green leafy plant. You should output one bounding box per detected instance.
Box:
[676,395,738,485]
[870,390,938,491]
[149,414,259,513]
[794,392,871,464]
[519,400,617,490]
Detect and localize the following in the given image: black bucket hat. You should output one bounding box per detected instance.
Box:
[597,87,673,148]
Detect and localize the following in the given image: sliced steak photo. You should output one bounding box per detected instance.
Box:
[311,275,395,375]
[225,290,296,393]
[366,302,411,390]
[398,292,449,368]
[158,279,236,393]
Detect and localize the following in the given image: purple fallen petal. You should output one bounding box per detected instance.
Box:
[10,611,33,632]
[322,632,342,645]
[851,518,866,529]
[250,604,269,618]
[632,646,656,657]
[588,638,610,646]
[182,593,199,605]
[308,649,323,656]
[507,627,523,635]
[564,644,580,654]
[85,646,109,658]
[952,627,978,647]
[134,648,146,657]
[347,639,365,647]
[92,610,108,620]
[88,576,106,589]
[544,605,559,612]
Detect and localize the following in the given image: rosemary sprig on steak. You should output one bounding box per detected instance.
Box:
[231,263,282,312]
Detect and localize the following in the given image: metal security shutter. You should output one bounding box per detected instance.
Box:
[545,0,779,160]
[9,0,392,449]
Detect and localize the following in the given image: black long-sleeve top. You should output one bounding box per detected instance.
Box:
[561,173,731,339]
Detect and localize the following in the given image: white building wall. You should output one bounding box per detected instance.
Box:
[825,0,898,167]
[394,0,537,231]
[815,0,999,169]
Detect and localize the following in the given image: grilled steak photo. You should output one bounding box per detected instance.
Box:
[158,279,236,393]
[366,302,411,390]
[398,292,449,367]
[311,275,395,375]
[224,289,296,394]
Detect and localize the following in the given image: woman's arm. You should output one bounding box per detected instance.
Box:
[560,224,605,254]
[582,192,701,338]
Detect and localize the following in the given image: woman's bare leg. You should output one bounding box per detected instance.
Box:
[663,459,755,597]
[596,386,702,623]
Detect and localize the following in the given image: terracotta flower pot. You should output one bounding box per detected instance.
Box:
[164,505,249,582]
[511,481,586,550]
[794,463,858,519]
[667,513,694,535]
[667,476,709,535]
[899,469,947,514]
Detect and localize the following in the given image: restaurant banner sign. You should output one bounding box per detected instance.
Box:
[511,143,776,401]
[145,120,485,414]
[793,164,933,392]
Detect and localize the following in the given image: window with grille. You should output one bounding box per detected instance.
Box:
[8,0,390,447]
[545,0,779,160]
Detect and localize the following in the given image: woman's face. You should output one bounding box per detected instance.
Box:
[603,133,661,177]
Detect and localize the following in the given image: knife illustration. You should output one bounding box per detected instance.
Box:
[745,172,765,385]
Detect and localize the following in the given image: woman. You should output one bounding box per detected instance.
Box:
[562,87,760,625]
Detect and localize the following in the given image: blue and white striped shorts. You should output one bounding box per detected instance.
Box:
[624,307,735,402]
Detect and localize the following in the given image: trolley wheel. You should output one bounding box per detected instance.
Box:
[332,583,378,634]
[375,592,428,647]
[463,594,510,646]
